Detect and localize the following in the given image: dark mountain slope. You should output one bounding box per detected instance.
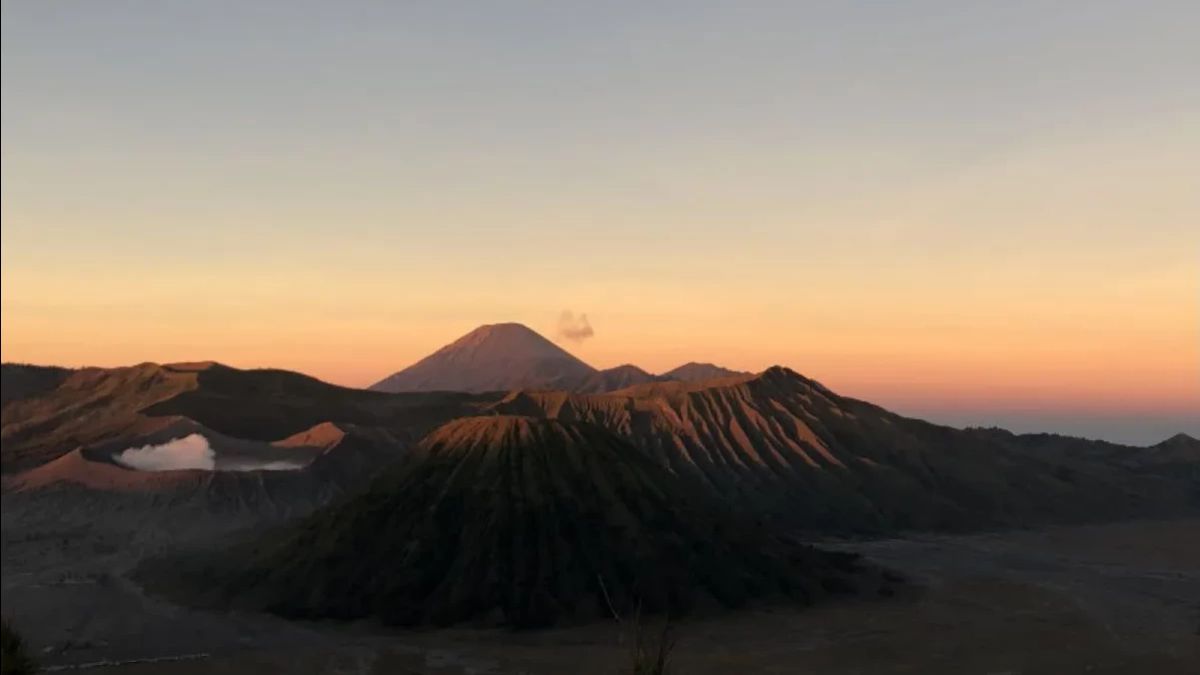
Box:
[488,368,1199,532]
[148,416,891,627]
[0,363,74,406]
[1,363,199,473]
[1148,433,1200,463]
[1,361,496,473]
[144,363,491,441]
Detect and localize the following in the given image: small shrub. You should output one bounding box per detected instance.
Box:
[626,615,676,675]
[1,619,37,675]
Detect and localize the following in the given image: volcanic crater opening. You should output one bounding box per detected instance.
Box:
[112,433,311,472]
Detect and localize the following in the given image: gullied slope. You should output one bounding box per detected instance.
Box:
[0,362,500,524]
[142,362,491,442]
[371,323,597,393]
[1,361,495,474]
[488,368,1199,532]
[155,416,885,627]
[3,420,407,520]
[7,359,1195,536]
[0,363,200,473]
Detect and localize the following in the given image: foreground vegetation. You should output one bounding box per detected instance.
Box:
[1,619,37,675]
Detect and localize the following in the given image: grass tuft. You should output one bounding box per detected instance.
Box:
[1,618,37,675]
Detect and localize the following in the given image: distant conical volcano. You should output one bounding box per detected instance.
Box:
[370,323,597,393]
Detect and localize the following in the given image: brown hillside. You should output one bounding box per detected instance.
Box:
[145,416,892,627]
[486,367,1198,531]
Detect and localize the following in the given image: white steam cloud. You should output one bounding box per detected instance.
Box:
[113,434,216,472]
[557,310,594,343]
[112,434,308,472]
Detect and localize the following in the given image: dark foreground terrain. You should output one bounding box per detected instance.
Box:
[3,508,1196,674]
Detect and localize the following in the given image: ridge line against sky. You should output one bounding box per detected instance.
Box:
[2,1,1197,444]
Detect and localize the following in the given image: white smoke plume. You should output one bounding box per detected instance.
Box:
[220,457,309,471]
[112,433,309,472]
[113,434,216,471]
[557,310,594,343]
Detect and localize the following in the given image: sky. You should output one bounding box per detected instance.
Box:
[2,1,1197,444]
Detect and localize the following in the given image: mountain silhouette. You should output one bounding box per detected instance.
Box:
[573,364,662,393]
[4,360,1196,534]
[659,361,748,381]
[369,324,749,394]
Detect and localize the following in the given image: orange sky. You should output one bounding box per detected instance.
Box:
[2,2,1197,443]
[3,251,1195,419]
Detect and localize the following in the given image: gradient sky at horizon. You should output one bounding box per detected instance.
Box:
[2,1,1197,444]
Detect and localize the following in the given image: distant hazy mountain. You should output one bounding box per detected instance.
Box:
[369,324,750,394]
[659,361,748,382]
[370,323,597,393]
[572,363,662,393]
[1152,432,1199,454]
